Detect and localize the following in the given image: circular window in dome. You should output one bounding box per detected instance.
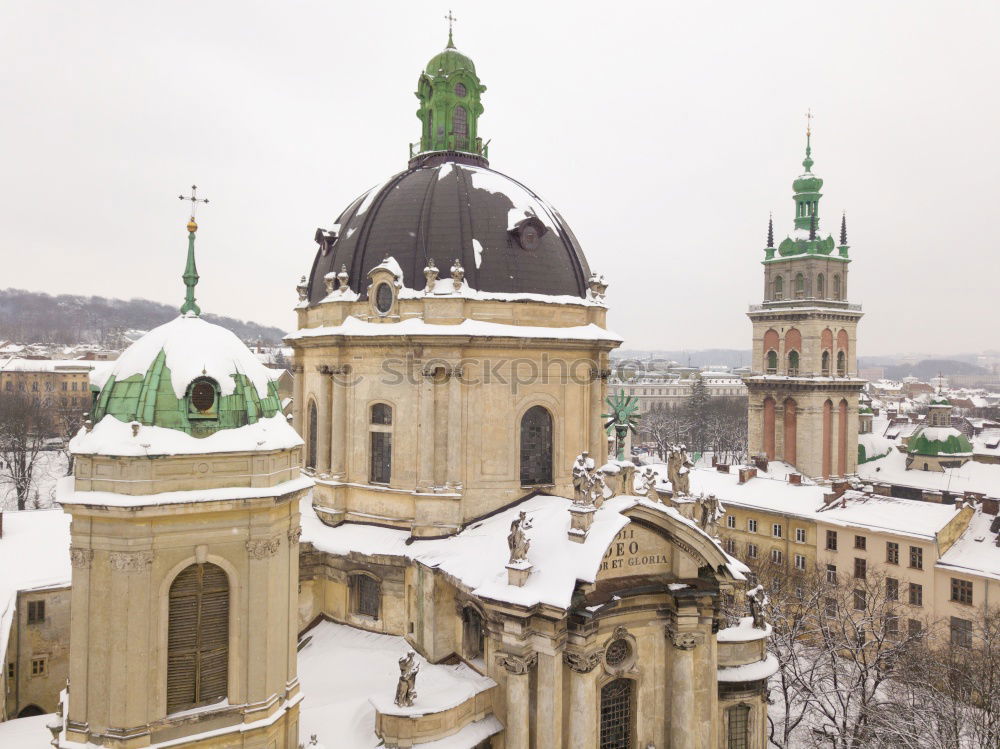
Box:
[190,380,216,413]
[519,224,540,251]
[374,283,394,314]
[455,82,467,97]
[605,638,631,667]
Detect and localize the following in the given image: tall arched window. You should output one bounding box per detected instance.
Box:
[837,351,846,377]
[766,350,778,374]
[833,274,842,299]
[821,350,831,376]
[167,563,229,714]
[600,678,634,748]
[369,403,392,484]
[817,273,825,298]
[773,276,784,300]
[307,401,318,470]
[794,273,805,299]
[726,704,750,749]
[453,105,468,147]
[519,405,553,486]
[787,350,800,376]
[462,607,484,660]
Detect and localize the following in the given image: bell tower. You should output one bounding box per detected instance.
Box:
[745,124,864,479]
[414,17,487,158]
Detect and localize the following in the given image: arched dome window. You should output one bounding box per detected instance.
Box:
[167,563,229,714]
[519,405,553,486]
[817,273,825,298]
[794,273,805,300]
[453,105,468,148]
[187,377,220,420]
[773,276,784,300]
[370,403,392,484]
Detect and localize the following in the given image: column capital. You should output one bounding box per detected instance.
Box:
[246,534,282,560]
[563,649,602,673]
[665,623,704,650]
[497,651,537,675]
[109,550,153,574]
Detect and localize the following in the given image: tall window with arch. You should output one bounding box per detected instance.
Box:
[817,273,825,298]
[307,401,318,470]
[837,351,846,377]
[599,678,634,749]
[766,351,778,374]
[833,274,842,300]
[462,606,485,661]
[822,350,831,376]
[787,350,800,376]
[167,563,229,714]
[773,275,784,300]
[452,105,468,148]
[726,704,751,749]
[794,273,805,299]
[370,403,392,484]
[519,405,553,486]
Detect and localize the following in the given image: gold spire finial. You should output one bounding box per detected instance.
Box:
[178,184,209,233]
[805,107,813,137]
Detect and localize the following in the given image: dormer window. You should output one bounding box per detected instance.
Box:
[510,216,547,251]
[188,377,219,419]
[374,283,394,314]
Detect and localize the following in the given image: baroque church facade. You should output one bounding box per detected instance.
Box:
[4,31,773,749]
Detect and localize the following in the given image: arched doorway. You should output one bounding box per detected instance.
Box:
[17,704,45,717]
[519,406,553,486]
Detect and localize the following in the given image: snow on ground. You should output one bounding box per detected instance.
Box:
[0,713,55,746]
[0,450,68,511]
[297,620,499,749]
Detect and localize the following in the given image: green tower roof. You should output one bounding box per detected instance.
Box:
[907,427,973,457]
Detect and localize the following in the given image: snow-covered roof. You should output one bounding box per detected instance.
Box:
[0,509,72,681]
[858,447,1000,498]
[297,620,500,748]
[287,317,622,345]
[57,474,313,509]
[69,413,302,457]
[92,315,276,399]
[816,491,962,540]
[0,358,94,373]
[936,509,1000,582]
[302,492,740,610]
[716,653,780,682]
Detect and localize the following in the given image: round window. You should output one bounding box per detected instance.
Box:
[605,638,631,667]
[191,380,216,412]
[455,82,467,97]
[375,283,394,314]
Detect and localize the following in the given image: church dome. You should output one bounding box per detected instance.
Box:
[425,45,476,75]
[907,427,973,457]
[792,172,823,194]
[305,159,592,304]
[90,314,283,437]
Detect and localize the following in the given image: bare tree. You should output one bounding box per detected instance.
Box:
[0,393,52,510]
[54,406,86,475]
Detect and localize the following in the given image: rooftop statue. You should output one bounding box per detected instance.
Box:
[394,650,420,708]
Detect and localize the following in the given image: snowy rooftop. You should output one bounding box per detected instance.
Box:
[0,358,95,372]
[0,509,72,681]
[297,620,500,748]
[287,317,622,345]
[92,315,277,399]
[936,509,1000,582]
[69,413,303,458]
[303,492,742,610]
[858,447,1000,498]
[815,491,962,540]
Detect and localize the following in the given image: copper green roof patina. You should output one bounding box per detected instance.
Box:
[414,29,487,158]
[765,121,850,263]
[907,429,973,457]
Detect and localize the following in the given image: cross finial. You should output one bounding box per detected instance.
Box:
[444,9,457,47]
[805,108,813,137]
[803,109,814,172]
[178,184,210,229]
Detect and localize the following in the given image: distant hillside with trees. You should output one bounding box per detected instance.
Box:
[0,288,286,346]
[880,359,988,380]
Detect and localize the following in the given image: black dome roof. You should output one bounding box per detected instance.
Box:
[306,155,592,304]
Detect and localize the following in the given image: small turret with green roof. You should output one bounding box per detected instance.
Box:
[774,124,841,259]
[414,19,487,159]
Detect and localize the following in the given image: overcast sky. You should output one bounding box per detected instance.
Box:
[2,1,997,356]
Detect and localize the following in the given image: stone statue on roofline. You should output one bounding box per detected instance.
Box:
[572,451,595,504]
[394,650,420,707]
[747,585,768,630]
[507,511,533,564]
[667,444,693,496]
[695,493,724,534]
[635,466,660,503]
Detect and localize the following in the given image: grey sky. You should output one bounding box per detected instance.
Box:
[2,1,997,356]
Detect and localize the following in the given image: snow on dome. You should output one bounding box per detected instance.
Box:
[92,315,276,400]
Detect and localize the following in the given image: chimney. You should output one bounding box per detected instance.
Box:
[753,454,769,473]
[738,467,757,484]
[831,479,851,498]
[982,497,999,516]
[788,473,802,485]
[716,462,730,473]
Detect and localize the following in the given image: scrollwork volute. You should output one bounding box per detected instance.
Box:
[246,534,282,560]
[496,652,536,675]
[109,551,153,574]
[563,650,603,673]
